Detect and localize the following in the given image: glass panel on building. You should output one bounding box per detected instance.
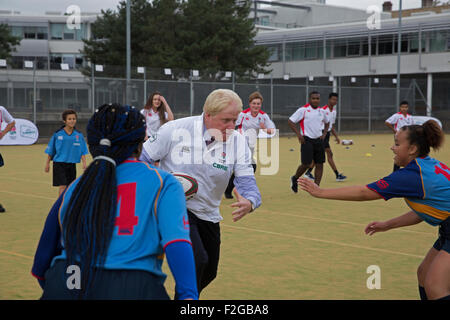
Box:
[50,23,64,40]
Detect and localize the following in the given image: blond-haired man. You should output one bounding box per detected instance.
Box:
[140,89,261,296]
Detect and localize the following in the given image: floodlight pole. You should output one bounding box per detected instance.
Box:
[395,0,402,109]
[33,58,36,124]
[126,0,131,105]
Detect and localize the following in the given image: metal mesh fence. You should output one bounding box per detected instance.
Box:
[0,70,448,135]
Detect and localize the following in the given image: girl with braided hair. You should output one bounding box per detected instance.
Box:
[32,103,197,300]
[299,120,450,300]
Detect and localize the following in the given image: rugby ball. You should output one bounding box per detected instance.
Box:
[341,139,353,145]
[172,172,198,200]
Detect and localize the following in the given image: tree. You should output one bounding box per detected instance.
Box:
[0,24,21,60]
[82,0,269,77]
[178,0,269,76]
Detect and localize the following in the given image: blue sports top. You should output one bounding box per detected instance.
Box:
[45,128,88,163]
[32,159,198,299]
[367,156,450,226]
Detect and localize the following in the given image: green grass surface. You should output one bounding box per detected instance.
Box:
[0,133,448,300]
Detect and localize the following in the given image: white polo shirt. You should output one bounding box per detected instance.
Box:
[236,108,275,132]
[289,103,329,139]
[0,106,14,126]
[322,105,337,132]
[142,114,254,223]
[140,108,168,137]
[385,112,414,131]
[236,108,275,155]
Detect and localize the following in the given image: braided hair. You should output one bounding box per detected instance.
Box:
[62,103,146,297]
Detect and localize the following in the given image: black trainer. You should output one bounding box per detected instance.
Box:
[0,204,5,213]
[290,176,298,193]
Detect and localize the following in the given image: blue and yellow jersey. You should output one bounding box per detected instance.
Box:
[45,129,89,163]
[367,156,450,226]
[51,159,191,280]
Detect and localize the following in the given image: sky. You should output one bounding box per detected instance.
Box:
[0,0,424,15]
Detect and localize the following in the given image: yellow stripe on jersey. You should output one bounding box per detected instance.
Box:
[405,199,450,221]
[142,162,163,219]
[414,159,426,199]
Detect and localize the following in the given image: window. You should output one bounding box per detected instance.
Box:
[409,33,425,53]
[62,54,75,69]
[63,24,75,40]
[333,39,346,58]
[267,45,280,62]
[259,16,270,26]
[429,30,447,52]
[305,41,318,59]
[11,26,23,38]
[285,42,306,61]
[393,34,409,53]
[24,27,36,39]
[75,24,86,40]
[51,23,85,40]
[347,39,361,56]
[50,23,63,40]
[75,55,84,68]
[36,27,48,40]
[362,36,377,56]
[378,35,393,55]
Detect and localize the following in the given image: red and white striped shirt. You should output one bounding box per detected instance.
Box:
[289,103,329,139]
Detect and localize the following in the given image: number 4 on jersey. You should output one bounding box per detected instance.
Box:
[115,183,139,235]
[435,162,450,181]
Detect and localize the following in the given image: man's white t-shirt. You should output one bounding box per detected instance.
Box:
[142,115,254,223]
[289,103,329,139]
[322,105,337,132]
[385,112,414,131]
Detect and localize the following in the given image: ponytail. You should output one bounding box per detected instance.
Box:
[402,120,444,157]
[62,103,146,298]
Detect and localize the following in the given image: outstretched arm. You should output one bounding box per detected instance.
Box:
[298,177,381,201]
[365,211,423,235]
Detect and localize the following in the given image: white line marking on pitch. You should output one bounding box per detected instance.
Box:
[0,175,50,185]
[0,249,33,260]
[222,224,424,259]
[0,190,55,200]
[257,208,435,236]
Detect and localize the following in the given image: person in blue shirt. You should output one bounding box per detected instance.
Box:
[45,109,88,196]
[32,103,198,300]
[298,120,449,300]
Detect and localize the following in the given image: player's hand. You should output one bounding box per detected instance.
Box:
[298,177,321,197]
[364,221,390,236]
[320,134,326,141]
[44,164,50,173]
[230,189,252,222]
[259,122,266,130]
[298,136,305,144]
[335,137,340,144]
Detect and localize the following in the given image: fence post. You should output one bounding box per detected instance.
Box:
[270,73,273,120]
[91,63,95,112]
[368,77,372,132]
[190,78,194,116]
[33,58,37,124]
[337,77,341,133]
